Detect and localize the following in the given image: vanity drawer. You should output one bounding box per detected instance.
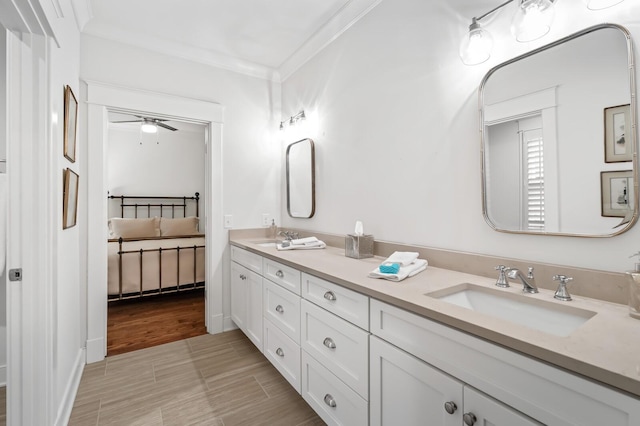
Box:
[302,273,369,330]
[263,258,301,294]
[301,300,369,399]
[302,351,368,426]
[263,278,301,344]
[231,246,263,274]
[263,319,301,394]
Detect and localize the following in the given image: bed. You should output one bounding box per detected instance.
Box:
[107,193,205,301]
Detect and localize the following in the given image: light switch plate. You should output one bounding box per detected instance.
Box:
[262,213,270,227]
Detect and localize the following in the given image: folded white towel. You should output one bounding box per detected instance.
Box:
[368,259,428,282]
[277,240,326,251]
[291,236,319,245]
[384,251,420,266]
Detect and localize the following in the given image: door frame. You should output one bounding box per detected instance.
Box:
[85,81,224,362]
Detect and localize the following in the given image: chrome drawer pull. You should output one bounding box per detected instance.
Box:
[323,337,336,349]
[463,412,477,426]
[323,291,336,301]
[275,347,284,357]
[275,305,284,314]
[444,401,457,415]
[323,393,337,408]
[275,270,284,278]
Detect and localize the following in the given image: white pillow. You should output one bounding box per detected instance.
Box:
[160,216,199,236]
[108,217,160,239]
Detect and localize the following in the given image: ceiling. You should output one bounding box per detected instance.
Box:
[76,0,383,81]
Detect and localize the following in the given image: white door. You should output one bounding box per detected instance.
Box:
[370,336,463,426]
[230,261,248,332]
[463,386,542,426]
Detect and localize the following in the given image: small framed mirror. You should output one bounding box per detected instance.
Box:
[480,24,636,237]
[286,138,316,218]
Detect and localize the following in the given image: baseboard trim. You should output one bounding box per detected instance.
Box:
[86,337,105,363]
[208,313,224,334]
[54,348,85,426]
[223,316,238,332]
[0,364,6,386]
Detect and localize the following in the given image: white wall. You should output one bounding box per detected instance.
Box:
[281,0,640,275]
[107,124,206,228]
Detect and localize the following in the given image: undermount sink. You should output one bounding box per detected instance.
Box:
[251,240,277,248]
[427,283,596,337]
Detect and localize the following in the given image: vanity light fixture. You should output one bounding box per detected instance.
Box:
[279,110,306,131]
[460,0,558,65]
[585,0,624,10]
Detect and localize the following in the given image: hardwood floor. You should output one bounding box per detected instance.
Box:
[69,329,325,425]
[108,289,207,356]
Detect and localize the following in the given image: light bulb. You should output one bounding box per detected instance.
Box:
[460,19,494,65]
[511,0,555,43]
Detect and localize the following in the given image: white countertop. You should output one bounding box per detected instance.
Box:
[230,237,640,398]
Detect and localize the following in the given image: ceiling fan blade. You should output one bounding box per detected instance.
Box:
[156,122,178,131]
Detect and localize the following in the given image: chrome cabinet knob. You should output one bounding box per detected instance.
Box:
[275,304,284,314]
[323,393,337,408]
[444,401,457,415]
[463,412,477,426]
[239,274,246,280]
[275,347,284,357]
[323,337,337,349]
[275,270,284,278]
[324,291,337,301]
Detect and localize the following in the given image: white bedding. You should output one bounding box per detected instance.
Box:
[108,236,205,296]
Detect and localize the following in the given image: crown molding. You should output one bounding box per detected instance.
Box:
[70,0,93,31]
[278,0,382,81]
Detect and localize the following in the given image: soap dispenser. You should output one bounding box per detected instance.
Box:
[269,219,278,240]
[626,252,640,319]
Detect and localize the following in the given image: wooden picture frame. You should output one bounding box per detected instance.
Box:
[63,168,79,229]
[63,85,78,163]
[604,104,631,163]
[601,170,633,217]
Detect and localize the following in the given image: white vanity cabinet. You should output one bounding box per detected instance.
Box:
[230,246,264,352]
[370,299,640,426]
[370,335,540,426]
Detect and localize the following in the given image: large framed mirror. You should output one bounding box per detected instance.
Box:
[480,24,636,237]
[286,138,316,218]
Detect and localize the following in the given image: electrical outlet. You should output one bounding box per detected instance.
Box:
[262,214,270,227]
[224,215,233,229]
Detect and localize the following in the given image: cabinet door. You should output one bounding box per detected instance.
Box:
[230,261,248,332]
[463,386,541,426]
[245,274,263,352]
[370,336,462,426]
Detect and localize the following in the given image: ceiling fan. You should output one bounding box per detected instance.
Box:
[110,115,178,133]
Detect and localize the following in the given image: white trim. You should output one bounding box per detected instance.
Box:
[54,348,85,426]
[224,316,239,332]
[484,87,557,124]
[85,81,225,363]
[278,0,383,81]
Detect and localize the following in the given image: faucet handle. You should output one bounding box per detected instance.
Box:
[527,266,535,278]
[494,265,510,288]
[553,275,573,301]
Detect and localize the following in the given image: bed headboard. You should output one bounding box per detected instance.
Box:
[108,192,200,219]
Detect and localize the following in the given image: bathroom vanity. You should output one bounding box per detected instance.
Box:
[229,235,640,426]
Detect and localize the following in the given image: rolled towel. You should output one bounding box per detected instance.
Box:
[384,251,419,266]
[368,259,428,282]
[291,236,319,245]
[277,240,326,251]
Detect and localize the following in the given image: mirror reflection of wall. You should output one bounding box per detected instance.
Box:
[286,138,315,218]
[481,24,635,236]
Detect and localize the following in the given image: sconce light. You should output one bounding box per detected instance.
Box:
[511,0,555,42]
[279,110,306,131]
[459,17,494,65]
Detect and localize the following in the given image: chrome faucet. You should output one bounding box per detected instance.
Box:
[278,230,299,241]
[494,265,510,288]
[507,267,538,294]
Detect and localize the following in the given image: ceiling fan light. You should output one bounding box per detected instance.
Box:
[511,0,555,43]
[141,122,158,134]
[585,0,624,9]
[459,19,494,66]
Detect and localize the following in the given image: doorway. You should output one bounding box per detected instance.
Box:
[85,82,225,363]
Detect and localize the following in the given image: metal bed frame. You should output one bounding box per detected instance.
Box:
[108,193,205,301]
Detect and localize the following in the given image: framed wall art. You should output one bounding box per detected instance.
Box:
[63,168,79,229]
[601,170,633,217]
[63,85,78,163]
[604,104,631,163]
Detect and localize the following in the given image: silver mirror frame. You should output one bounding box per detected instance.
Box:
[479,23,637,237]
[286,138,316,218]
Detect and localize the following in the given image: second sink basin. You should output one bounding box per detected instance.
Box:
[427,283,596,337]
